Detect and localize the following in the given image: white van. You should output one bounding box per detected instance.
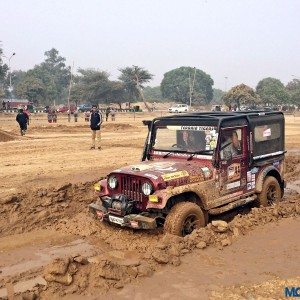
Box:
[168,104,189,113]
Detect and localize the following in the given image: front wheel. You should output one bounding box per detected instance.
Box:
[164,202,206,236]
[256,176,282,207]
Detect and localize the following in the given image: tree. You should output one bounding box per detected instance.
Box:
[222,84,260,109]
[143,86,163,101]
[256,77,289,105]
[106,81,128,109]
[160,67,214,105]
[212,88,225,104]
[286,79,300,108]
[10,70,27,87]
[0,45,8,98]
[71,68,111,105]
[119,65,153,110]
[15,74,45,105]
[14,48,71,106]
[40,48,71,104]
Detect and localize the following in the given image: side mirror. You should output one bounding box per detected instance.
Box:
[142,120,152,131]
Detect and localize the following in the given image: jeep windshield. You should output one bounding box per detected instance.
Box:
[152,124,218,155]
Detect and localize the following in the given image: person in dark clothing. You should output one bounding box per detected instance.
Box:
[90,105,103,150]
[16,109,29,136]
[105,107,111,121]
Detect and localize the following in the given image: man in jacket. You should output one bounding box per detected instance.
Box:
[90,105,103,149]
[16,108,29,136]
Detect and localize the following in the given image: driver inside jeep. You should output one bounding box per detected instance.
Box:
[220,130,241,160]
[181,130,206,152]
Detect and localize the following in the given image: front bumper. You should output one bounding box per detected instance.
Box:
[89,202,157,230]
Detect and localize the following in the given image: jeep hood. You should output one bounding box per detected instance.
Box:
[111,159,213,183]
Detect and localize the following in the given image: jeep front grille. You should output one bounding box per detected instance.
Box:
[120,176,144,202]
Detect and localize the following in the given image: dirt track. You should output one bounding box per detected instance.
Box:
[0,112,299,299]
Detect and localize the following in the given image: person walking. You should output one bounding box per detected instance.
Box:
[24,106,30,125]
[16,108,29,136]
[90,105,103,150]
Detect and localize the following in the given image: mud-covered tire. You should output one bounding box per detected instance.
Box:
[164,202,206,237]
[256,176,282,207]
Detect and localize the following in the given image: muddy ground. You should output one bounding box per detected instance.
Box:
[0,112,299,299]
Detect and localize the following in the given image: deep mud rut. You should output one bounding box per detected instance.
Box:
[0,113,300,299]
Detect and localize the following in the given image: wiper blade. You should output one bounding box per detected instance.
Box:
[163,152,172,158]
[162,149,187,158]
[187,150,212,161]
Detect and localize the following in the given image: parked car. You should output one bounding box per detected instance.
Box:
[168,104,189,113]
[57,104,76,113]
[89,111,285,236]
[211,105,221,111]
[77,104,92,112]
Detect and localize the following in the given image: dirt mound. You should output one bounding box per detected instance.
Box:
[37,196,300,298]
[30,124,89,133]
[102,123,138,131]
[1,155,299,298]
[1,186,299,298]
[0,129,17,142]
[286,155,300,180]
[0,182,98,237]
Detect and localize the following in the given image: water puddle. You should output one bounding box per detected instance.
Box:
[0,276,46,298]
[286,182,300,194]
[0,238,97,298]
[0,239,95,278]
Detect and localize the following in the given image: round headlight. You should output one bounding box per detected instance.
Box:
[108,175,118,189]
[141,182,153,196]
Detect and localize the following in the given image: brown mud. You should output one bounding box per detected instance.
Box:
[0,113,300,299]
[0,129,18,142]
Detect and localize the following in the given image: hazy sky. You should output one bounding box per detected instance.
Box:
[1,0,300,90]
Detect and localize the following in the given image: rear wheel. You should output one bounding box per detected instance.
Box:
[164,202,206,236]
[256,176,282,207]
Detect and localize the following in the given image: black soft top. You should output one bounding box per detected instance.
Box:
[145,111,285,160]
[153,110,284,124]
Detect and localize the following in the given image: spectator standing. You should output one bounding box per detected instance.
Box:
[52,110,57,123]
[16,108,29,136]
[105,106,111,121]
[47,111,53,123]
[84,111,90,122]
[74,110,79,122]
[111,108,116,121]
[90,105,103,150]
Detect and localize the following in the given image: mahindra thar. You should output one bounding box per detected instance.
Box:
[89,111,285,236]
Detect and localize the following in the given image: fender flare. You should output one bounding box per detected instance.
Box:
[255,166,282,193]
[146,184,208,210]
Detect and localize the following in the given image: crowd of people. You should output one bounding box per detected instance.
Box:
[14,105,117,150]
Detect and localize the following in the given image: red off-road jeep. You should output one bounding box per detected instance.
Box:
[89,111,285,236]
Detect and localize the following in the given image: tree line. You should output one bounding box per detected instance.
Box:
[0,46,299,109]
[223,79,300,109]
